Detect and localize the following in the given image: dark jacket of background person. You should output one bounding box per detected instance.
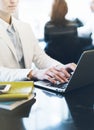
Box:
[44,0,84,64]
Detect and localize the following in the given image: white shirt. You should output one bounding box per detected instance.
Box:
[7,22,25,68]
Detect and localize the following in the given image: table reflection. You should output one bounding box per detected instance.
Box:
[65,85,94,130]
[23,89,76,130]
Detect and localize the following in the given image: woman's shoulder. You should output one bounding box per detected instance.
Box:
[12,17,30,27]
[45,20,77,28]
[45,21,55,28]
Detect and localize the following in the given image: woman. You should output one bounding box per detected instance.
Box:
[44,0,81,64]
[0,0,76,83]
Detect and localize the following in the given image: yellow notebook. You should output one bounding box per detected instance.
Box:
[0,81,34,101]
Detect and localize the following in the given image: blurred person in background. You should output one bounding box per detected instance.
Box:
[44,0,82,64]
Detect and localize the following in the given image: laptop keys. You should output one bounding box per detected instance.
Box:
[50,82,68,89]
[34,80,68,90]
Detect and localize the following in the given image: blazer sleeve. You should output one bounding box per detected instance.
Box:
[23,22,63,69]
[32,39,62,69]
[0,67,31,81]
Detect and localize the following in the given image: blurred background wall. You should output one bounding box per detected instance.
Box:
[18,0,91,39]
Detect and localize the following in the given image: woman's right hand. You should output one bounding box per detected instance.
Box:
[27,63,76,84]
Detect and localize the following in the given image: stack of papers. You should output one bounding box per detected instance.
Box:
[0,93,35,110]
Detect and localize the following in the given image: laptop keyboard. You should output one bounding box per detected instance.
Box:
[35,80,68,89]
[49,82,68,89]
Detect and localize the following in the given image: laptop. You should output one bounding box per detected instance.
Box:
[34,50,94,94]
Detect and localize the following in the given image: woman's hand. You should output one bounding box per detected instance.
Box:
[27,63,77,84]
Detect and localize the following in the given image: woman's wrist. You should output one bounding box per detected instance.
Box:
[27,69,37,80]
[27,70,32,79]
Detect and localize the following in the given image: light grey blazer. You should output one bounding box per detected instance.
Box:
[0,17,60,81]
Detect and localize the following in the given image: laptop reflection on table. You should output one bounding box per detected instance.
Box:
[34,50,94,94]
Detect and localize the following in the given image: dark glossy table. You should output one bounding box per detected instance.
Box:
[0,84,94,130]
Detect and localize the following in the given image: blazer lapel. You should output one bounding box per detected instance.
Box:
[0,27,18,61]
[13,18,32,68]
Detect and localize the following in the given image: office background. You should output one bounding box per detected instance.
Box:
[18,0,91,40]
